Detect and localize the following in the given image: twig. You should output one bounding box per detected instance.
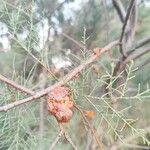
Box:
[38,100,44,150]
[0,74,34,95]
[104,45,150,97]
[64,132,78,150]
[9,32,58,80]
[110,126,150,150]
[133,57,150,73]
[109,43,150,77]
[47,0,68,19]
[38,71,47,150]
[119,0,136,57]
[74,105,104,150]
[111,143,150,150]
[102,0,110,42]
[62,32,85,49]
[121,143,150,149]
[49,122,77,150]
[0,40,119,112]
[49,130,64,150]
[127,36,150,55]
[58,123,78,150]
[112,0,126,23]
[105,0,138,89]
[120,46,150,70]
[85,130,93,150]
[128,47,150,61]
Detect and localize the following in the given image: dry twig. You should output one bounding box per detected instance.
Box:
[62,32,85,49]
[133,57,150,73]
[49,130,64,150]
[49,123,77,150]
[119,0,136,57]
[0,40,119,112]
[127,36,150,55]
[112,0,126,23]
[74,105,104,150]
[0,74,34,95]
[64,132,78,150]
[110,126,150,150]
[119,46,150,71]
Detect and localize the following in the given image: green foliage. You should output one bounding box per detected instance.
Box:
[0,0,150,149]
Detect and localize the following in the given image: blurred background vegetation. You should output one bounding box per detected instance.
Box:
[0,0,150,149]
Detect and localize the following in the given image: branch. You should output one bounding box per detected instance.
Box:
[64,132,78,150]
[61,32,85,49]
[74,105,104,150]
[120,144,150,150]
[9,32,58,80]
[0,41,119,112]
[119,0,136,57]
[127,36,150,55]
[104,45,150,97]
[49,121,77,150]
[112,37,150,76]
[49,130,64,150]
[120,46,150,70]
[0,74,34,95]
[110,126,150,150]
[102,0,110,42]
[133,57,150,73]
[112,0,126,23]
[47,0,68,19]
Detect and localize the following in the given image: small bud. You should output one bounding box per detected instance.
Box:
[93,48,102,56]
